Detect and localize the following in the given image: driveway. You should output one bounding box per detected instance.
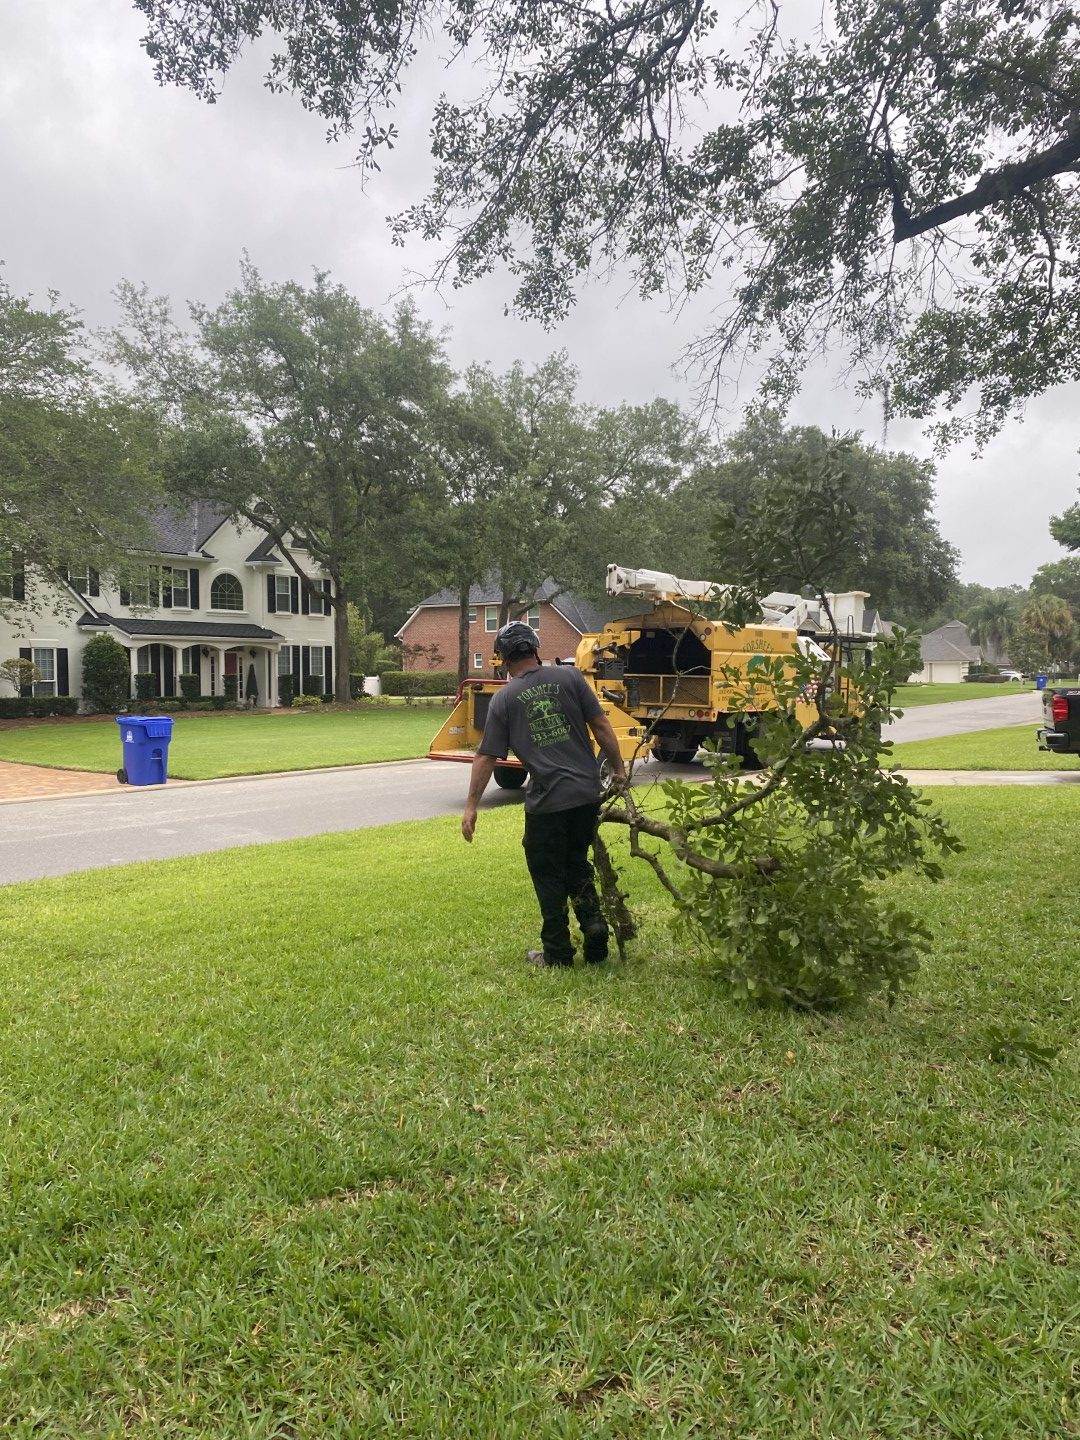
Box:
[0,759,123,802]
[886,690,1042,743]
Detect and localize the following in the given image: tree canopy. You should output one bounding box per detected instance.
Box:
[0,277,160,619]
[114,262,451,696]
[655,414,958,622]
[134,0,1080,443]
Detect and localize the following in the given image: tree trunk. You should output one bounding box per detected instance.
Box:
[332,573,351,702]
[457,581,471,685]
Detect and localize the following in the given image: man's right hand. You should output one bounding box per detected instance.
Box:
[461,803,477,842]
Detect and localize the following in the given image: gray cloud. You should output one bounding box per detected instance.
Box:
[2,0,1076,587]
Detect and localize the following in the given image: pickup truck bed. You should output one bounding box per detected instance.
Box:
[1038,686,1080,756]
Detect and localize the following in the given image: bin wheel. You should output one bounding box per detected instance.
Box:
[116,767,129,784]
[493,765,527,790]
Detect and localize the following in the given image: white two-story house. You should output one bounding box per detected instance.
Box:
[0,501,336,708]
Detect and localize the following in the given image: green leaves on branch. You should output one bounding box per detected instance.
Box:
[602,448,962,1011]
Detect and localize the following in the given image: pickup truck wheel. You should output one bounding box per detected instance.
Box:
[493,765,527,790]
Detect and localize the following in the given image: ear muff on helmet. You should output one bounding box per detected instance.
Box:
[494,620,541,661]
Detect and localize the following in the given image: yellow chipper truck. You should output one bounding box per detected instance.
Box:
[427,565,877,782]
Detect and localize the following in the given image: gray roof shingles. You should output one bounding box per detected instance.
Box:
[411,577,642,635]
[149,500,233,556]
[84,615,282,641]
[919,622,980,664]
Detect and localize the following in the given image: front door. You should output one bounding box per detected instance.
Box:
[224,649,243,700]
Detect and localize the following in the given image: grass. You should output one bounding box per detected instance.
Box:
[0,790,1076,1437]
[895,681,1028,706]
[892,722,1077,771]
[895,680,1080,707]
[0,707,443,780]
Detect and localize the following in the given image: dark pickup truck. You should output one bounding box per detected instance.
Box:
[1038,686,1080,757]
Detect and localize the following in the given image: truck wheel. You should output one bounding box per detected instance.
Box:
[654,739,700,764]
[734,724,764,772]
[494,765,527,790]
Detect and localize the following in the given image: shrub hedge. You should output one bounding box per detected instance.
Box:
[278,676,295,708]
[380,670,457,697]
[0,696,80,719]
[301,675,324,697]
[81,635,131,713]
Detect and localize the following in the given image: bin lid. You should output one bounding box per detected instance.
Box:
[115,715,174,738]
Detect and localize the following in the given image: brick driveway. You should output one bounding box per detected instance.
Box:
[0,760,121,802]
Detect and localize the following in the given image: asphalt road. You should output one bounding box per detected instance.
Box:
[0,689,1052,886]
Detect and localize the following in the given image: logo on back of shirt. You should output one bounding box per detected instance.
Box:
[518,682,572,748]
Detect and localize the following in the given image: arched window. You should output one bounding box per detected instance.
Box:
[210,573,244,611]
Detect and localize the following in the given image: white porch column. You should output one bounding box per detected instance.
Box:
[216,647,228,701]
[172,644,186,699]
[129,645,140,701]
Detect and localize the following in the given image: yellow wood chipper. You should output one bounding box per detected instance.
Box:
[427,565,878,778]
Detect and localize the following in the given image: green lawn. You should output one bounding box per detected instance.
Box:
[0,790,1075,1436]
[895,681,1027,706]
[895,680,1080,707]
[892,722,1077,771]
[0,707,442,780]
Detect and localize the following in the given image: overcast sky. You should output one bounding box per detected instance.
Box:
[2,0,1076,587]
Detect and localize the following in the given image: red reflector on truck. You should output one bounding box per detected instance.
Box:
[1051,694,1069,724]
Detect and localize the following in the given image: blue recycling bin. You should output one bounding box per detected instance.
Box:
[115,715,174,785]
[1035,674,1048,691]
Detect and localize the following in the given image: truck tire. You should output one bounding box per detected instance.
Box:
[734,722,764,772]
[493,765,527,789]
[654,738,700,764]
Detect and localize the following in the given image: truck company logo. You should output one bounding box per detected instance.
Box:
[518,683,572,748]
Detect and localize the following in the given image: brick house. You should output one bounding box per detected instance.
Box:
[396,578,638,674]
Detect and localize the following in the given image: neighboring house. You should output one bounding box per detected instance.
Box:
[0,501,335,708]
[396,577,640,673]
[910,621,982,684]
[398,578,898,674]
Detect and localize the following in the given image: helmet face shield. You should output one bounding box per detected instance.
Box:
[494,620,541,661]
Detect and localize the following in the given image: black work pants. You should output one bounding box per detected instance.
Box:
[522,802,608,965]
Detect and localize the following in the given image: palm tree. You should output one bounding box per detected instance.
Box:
[966,594,1018,662]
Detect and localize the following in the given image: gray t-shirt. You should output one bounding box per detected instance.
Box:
[478,664,604,813]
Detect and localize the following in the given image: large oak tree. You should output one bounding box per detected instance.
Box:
[0,277,160,621]
[114,262,451,697]
[134,0,1080,443]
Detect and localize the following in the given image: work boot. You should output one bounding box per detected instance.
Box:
[580,922,610,965]
[525,949,572,968]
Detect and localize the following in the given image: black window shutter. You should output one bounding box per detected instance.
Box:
[161,568,172,608]
[301,645,310,687]
[322,578,332,615]
[56,648,69,697]
[89,569,100,598]
[18,646,32,697]
[291,644,301,689]
[12,557,25,603]
[189,568,199,608]
[290,576,299,614]
[163,646,176,698]
[301,581,310,616]
[324,645,333,697]
[267,575,276,613]
[120,585,131,606]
